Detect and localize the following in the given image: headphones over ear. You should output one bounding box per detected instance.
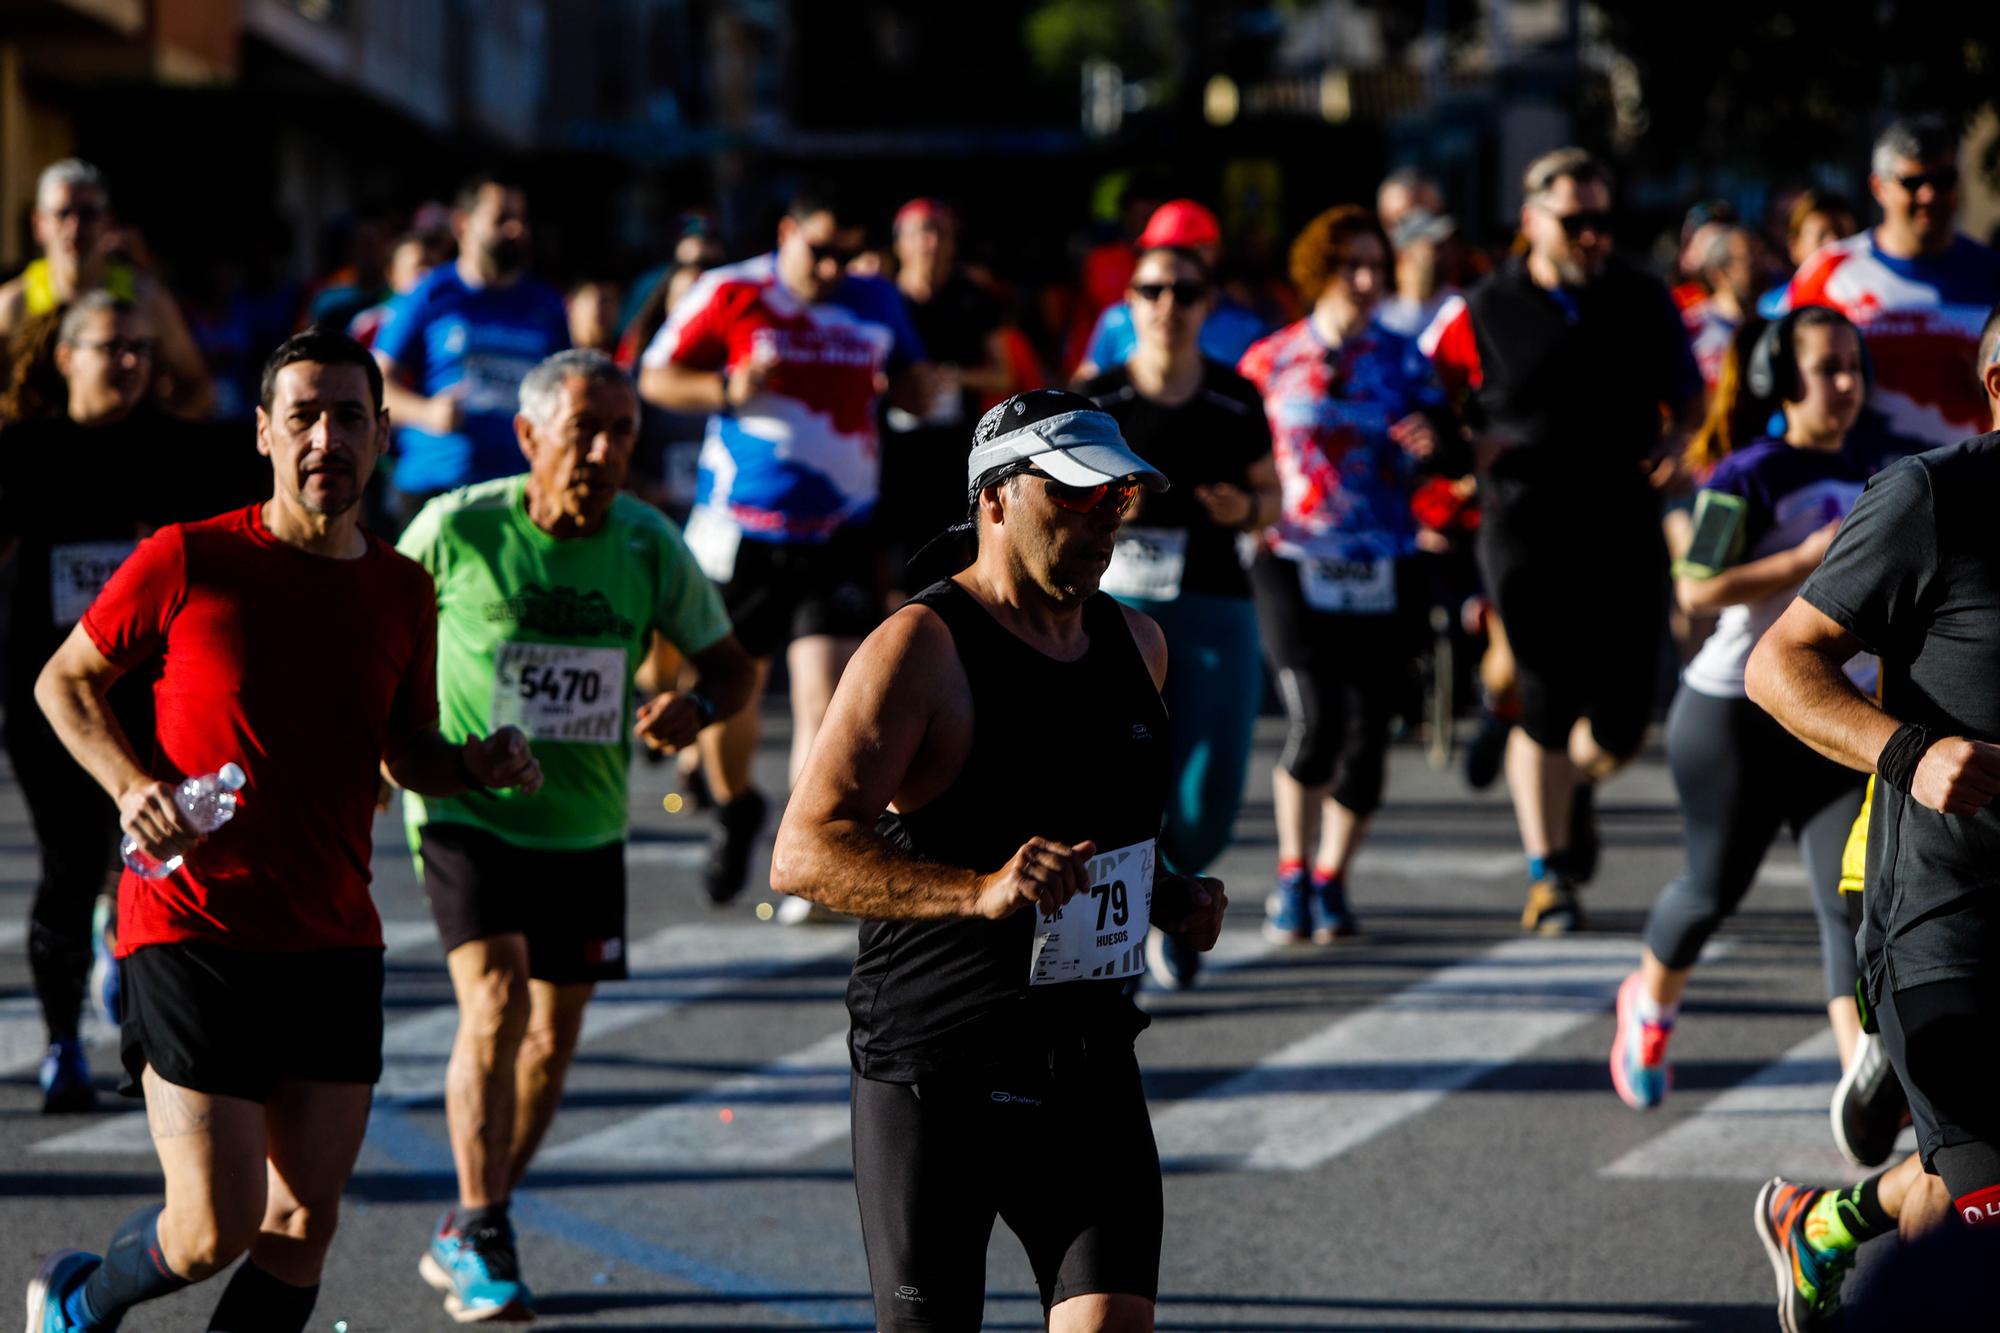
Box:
[1746,306,1873,403]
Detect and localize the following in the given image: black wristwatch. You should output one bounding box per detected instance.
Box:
[687,691,719,728]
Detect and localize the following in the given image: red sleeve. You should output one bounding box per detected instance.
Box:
[80,525,188,671]
[384,572,439,762]
[1783,246,1848,315]
[657,279,741,372]
[1428,302,1482,398]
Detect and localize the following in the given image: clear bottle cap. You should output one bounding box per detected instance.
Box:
[217,763,246,790]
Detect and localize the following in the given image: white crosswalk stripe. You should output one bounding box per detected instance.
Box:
[1601,1027,1917,1183]
[1149,936,1639,1171]
[29,916,1861,1193]
[541,1030,852,1166]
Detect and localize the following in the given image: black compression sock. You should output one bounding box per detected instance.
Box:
[205,1260,319,1333]
[74,1203,189,1326]
[1830,1171,1898,1245]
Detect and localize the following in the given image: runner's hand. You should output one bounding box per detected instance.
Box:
[1154,873,1228,951]
[635,692,706,752]
[1389,413,1437,461]
[425,383,469,436]
[972,838,1097,921]
[1794,518,1841,568]
[1910,737,2000,816]
[726,359,772,408]
[463,727,543,796]
[117,779,203,864]
[1194,483,1253,527]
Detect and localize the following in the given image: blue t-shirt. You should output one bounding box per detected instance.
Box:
[374,266,570,494]
[1084,297,1269,373]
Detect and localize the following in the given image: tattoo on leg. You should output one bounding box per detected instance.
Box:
[146,1080,213,1140]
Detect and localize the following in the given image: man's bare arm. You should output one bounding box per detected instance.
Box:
[35,624,201,861]
[1118,602,1168,692]
[769,608,984,918]
[639,360,728,414]
[1747,597,2000,816]
[771,608,1099,921]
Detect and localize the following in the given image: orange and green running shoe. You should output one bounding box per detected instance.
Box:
[1755,1177,1855,1333]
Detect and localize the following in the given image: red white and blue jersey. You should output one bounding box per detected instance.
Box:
[642,259,922,543]
[1779,232,2000,462]
[1237,317,1442,564]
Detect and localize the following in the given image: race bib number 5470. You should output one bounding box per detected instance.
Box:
[490,642,626,745]
[1029,838,1154,986]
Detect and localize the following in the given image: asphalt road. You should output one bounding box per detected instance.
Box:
[0,707,1915,1331]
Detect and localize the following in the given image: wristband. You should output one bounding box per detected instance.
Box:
[1875,722,1933,794]
[688,692,719,728]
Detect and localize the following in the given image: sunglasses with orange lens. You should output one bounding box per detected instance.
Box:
[1025,468,1142,517]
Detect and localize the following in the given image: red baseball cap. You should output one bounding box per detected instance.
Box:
[894,198,956,233]
[1138,199,1222,250]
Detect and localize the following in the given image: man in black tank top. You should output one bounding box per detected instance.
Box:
[772,390,1229,1332]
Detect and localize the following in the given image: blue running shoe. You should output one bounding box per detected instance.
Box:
[91,895,121,1028]
[1262,868,1310,943]
[25,1249,98,1332]
[39,1040,95,1115]
[1309,874,1360,943]
[1610,971,1673,1111]
[420,1213,534,1323]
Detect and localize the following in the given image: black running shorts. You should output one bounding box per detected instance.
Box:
[720,524,882,660]
[1875,974,2000,1170]
[1476,478,1667,758]
[851,1044,1162,1329]
[120,941,385,1102]
[418,822,628,984]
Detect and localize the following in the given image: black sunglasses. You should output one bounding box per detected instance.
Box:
[1895,167,1959,195]
[1554,209,1613,238]
[1131,280,1210,305]
[807,241,858,266]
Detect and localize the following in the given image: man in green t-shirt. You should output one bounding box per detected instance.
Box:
[397,349,754,1323]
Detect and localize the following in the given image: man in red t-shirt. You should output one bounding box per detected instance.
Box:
[24,330,542,1333]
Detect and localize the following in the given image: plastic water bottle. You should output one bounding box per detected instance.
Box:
[121,763,246,879]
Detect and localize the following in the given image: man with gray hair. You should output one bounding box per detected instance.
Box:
[394,347,756,1321]
[1780,113,2000,465]
[0,159,210,418]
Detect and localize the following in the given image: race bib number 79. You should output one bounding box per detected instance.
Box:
[1029,838,1154,986]
[490,642,627,745]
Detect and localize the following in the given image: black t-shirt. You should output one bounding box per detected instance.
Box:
[1079,360,1272,599]
[0,411,264,694]
[1799,433,2000,996]
[880,275,1004,547]
[902,273,1001,372]
[1465,256,1700,501]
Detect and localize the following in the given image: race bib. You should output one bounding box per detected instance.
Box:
[681,506,742,584]
[50,541,136,627]
[1029,838,1154,987]
[1299,553,1396,614]
[1098,528,1187,602]
[490,642,627,745]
